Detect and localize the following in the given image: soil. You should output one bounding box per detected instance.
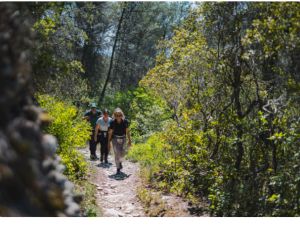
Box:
[80,147,209,217]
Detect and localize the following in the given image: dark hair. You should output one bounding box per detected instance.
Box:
[102,109,109,114]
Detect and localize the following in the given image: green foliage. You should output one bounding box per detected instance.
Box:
[44,60,90,104]
[33,15,57,37]
[127,132,169,178]
[30,1,300,217]
[31,3,90,104]
[102,87,171,142]
[38,94,90,180]
[129,88,172,142]
[101,89,135,117]
[133,2,300,216]
[106,2,191,93]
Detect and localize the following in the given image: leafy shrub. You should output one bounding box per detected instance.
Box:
[130,88,172,143]
[127,132,170,181]
[135,2,300,216]
[38,94,90,180]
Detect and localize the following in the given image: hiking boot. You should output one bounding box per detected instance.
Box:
[116,168,121,175]
[105,160,108,164]
[90,155,98,160]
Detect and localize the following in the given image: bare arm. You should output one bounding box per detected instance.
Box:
[108,128,113,150]
[82,116,89,120]
[126,128,131,147]
[94,124,100,141]
[83,111,90,121]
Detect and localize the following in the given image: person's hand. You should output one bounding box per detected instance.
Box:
[128,140,132,148]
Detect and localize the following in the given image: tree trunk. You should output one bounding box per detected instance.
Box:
[98,5,126,104]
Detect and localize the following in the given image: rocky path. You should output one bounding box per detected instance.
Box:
[80,147,207,217]
[80,147,145,217]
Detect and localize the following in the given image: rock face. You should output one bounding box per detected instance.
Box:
[0,3,80,216]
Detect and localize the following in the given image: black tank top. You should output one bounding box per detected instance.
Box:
[109,119,129,136]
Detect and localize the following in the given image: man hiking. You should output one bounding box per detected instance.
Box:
[108,108,131,175]
[94,109,112,163]
[83,103,101,160]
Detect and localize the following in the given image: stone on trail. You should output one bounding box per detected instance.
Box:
[105,208,125,217]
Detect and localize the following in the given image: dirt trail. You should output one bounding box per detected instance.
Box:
[80,147,145,217]
[80,147,206,217]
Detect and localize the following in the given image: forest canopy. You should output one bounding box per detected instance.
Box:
[0,1,299,217]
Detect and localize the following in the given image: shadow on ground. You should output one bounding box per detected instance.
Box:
[109,172,131,181]
[97,162,113,168]
[188,206,209,216]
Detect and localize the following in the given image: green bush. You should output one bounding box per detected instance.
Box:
[127,132,169,181]
[130,88,172,143]
[38,94,90,180]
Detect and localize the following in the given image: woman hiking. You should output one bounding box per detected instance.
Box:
[108,108,131,175]
[94,109,112,163]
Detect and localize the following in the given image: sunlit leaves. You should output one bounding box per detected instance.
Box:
[38,94,90,180]
[136,2,300,216]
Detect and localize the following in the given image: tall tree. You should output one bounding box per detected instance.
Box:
[75,2,110,96]
[30,2,89,103]
[112,2,190,91]
[140,2,300,216]
[98,3,126,104]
